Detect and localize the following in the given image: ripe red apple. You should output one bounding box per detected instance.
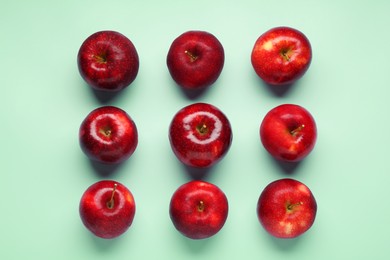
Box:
[166,30,225,89]
[169,180,229,239]
[169,103,232,168]
[257,178,317,239]
[79,180,136,239]
[260,104,317,162]
[77,30,139,92]
[251,26,312,85]
[79,106,138,164]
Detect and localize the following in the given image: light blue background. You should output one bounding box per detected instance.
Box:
[1,0,389,259]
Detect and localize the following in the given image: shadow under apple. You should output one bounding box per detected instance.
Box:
[272,158,302,175]
[263,82,295,97]
[251,72,295,97]
[182,164,214,181]
[268,234,302,251]
[88,159,125,178]
[90,87,123,104]
[171,231,217,254]
[89,228,132,252]
[178,84,209,100]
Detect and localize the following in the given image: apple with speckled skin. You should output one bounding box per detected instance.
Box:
[169,180,229,239]
[79,180,136,239]
[257,178,317,239]
[169,103,232,168]
[251,26,312,85]
[167,30,225,89]
[260,104,317,162]
[77,30,139,91]
[79,106,138,164]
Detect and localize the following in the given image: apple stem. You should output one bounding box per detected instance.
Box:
[290,124,305,136]
[94,54,107,63]
[100,127,112,137]
[185,50,198,62]
[197,124,208,134]
[280,48,293,62]
[197,201,205,212]
[104,129,112,136]
[287,201,303,211]
[106,183,118,209]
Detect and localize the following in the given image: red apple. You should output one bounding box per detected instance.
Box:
[260,104,317,162]
[169,103,232,168]
[257,178,317,239]
[251,26,312,85]
[77,30,139,91]
[79,106,138,164]
[169,180,229,239]
[166,30,225,89]
[79,180,136,239]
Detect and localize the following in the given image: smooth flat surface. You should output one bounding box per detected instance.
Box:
[1,0,389,259]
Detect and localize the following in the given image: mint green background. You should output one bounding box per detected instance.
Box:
[1,0,389,259]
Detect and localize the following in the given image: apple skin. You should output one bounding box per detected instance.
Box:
[257,178,317,239]
[166,30,225,89]
[77,30,139,92]
[169,180,229,239]
[169,103,232,168]
[260,104,317,162]
[79,180,136,239]
[251,26,312,85]
[79,106,138,164]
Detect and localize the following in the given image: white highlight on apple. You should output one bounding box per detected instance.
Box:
[183,112,222,145]
[90,114,124,145]
[279,221,293,235]
[94,187,125,216]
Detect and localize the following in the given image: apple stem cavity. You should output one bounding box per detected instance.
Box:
[106,183,118,209]
[196,124,208,135]
[280,48,293,62]
[290,124,305,136]
[197,200,205,212]
[287,201,303,211]
[94,53,108,64]
[100,127,112,137]
[185,50,198,62]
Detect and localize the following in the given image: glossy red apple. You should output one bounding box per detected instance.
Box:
[257,178,317,239]
[77,30,139,91]
[79,180,136,239]
[167,30,225,89]
[260,104,317,162]
[169,103,232,168]
[79,106,138,164]
[251,26,312,85]
[169,180,229,239]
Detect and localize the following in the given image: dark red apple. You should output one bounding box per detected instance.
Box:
[166,30,225,89]
[260,104,317,162]
[251,26,312,85]
[79,180,136,239]
[169,103,232,168]
[257,178,317,239]
[169,180,229,239]
[79,106,138,164]
[77,30,139,91]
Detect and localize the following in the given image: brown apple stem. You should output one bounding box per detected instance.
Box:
[94,54,107,63]
[197,124,208,134]
[290,124,305,136]
[287,201,303,211]
[104,129,112,136]
[185,50,198,62]
[100,127,112,137]
[281,48,292,62]
[197,201,205,212]
[106,183,118,209]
